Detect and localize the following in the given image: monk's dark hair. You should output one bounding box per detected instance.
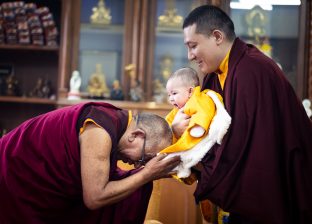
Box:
[135,113,173,151]
[183,5,236,42]
[169,67,199,88]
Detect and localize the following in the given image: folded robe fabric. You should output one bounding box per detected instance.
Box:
[195,38,312,224]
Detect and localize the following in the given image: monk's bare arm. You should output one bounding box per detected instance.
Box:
[80,123,180,210]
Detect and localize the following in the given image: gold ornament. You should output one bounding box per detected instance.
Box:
[87,63,110,98]
[90,0,111,25]
[160,55,174,82]
[158,0,183,28]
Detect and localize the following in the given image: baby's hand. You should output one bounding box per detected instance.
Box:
[190,125,205,138]
[172,107,190,138]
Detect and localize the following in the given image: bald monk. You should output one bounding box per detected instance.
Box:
[0,102,180,223]
[172,5,312,224]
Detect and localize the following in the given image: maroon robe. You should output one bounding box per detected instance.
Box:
[0,102,152,224]
[196,38,312,224]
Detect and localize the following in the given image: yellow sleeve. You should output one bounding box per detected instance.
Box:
[165,108,178,125]
[184,86,217,133]
[80,110,133,135]
[165,108,179,143]
[79,118,103,134]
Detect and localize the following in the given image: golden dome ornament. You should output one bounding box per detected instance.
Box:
[90,0,112,25]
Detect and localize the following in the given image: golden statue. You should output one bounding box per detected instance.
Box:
[125,64,136,88]
[87,63,110,98]
[245,6,268,42]
[160,55,173,82]
[245,6,273,58]
[153,79,167,103]
[90,0,111,25]
[158,0,183,28]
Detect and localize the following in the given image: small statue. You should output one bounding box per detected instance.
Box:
[110,80,124,101]
[87,63,110,99]
[6,74,20,96]
[90,0,111,25]
[129,81,144,102]
[42,79,53,99]
[158,0,183,28]
[68,70,81,100]
[302,99,312,118]
[160,55,173,82]
[125,64,144,102]
[153,79,167,103]
[29,77,44,98]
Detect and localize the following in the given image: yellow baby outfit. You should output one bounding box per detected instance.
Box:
[161,86,223,154]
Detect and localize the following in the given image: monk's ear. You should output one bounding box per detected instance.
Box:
[212,29,224,45]
[131,129,145,139]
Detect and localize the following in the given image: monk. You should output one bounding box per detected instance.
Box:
[172,5,312,224]
[0,102,180,223]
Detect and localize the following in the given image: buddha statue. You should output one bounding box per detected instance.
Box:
[87,63,110,99]
[6,74,20,96]
[29,77,44,98]
[160,55,173,82]
[153,79,167,103]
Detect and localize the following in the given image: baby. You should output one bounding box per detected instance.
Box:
[160,67,231,178]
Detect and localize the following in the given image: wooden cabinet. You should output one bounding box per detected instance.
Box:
[0,0,66,133]
[144,0,208,100]
[64,0,138,101]
[66,0,211,102]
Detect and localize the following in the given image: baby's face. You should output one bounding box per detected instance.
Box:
[166,78,192,109]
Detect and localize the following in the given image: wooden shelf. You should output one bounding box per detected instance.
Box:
[0,44,59,52]
[57,98,172,111]
[80,23,124,35]
[0,96,57,105]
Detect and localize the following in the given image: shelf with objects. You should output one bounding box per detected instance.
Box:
[63,0,128,103]
[62,0,206,107]
[228,0,307,98]
[0,0,67,132]
[57,97,172,117]
[60,0,173,114]
[143,0,209,102]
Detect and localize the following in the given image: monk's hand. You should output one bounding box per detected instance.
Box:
[171,107,190,138]
[143,154,181,181]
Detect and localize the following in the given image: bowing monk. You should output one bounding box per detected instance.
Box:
[172,5,312,224]
[0,102,180,223]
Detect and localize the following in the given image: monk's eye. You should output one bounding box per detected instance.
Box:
[188,44,196,50]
